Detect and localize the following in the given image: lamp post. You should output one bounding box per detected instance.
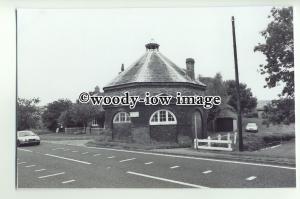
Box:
[231,16,243,151]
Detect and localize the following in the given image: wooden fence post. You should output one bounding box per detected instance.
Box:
[218,134,221,140]
[227,133,232,150]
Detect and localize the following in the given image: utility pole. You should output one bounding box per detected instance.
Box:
[231,16,243,151]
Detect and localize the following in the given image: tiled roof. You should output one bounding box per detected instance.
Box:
[104,47,206,88]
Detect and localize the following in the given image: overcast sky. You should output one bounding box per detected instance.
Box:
[17,7,285,105]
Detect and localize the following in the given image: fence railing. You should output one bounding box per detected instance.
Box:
[194,132,237,151]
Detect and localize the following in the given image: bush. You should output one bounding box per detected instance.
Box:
[244,112,258,118]
[262,134,295,143]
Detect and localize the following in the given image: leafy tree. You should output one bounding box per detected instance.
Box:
[42,99,72,131]
[225,80,257,114]
[58,102,104,131]
[254,7,294,98]
[262,98,294,125]
[17,98,41,130]
[198,73,228,122]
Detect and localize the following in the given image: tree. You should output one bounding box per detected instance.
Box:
[58,102,104,131]
[17,98,41,130]
[254,7,294,98]
[262,98,294,125]
[225,80,257,114]
[198,73,228,122]
[42,99,72,131]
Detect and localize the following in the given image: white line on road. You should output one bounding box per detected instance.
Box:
[127,171,209,188]
[62,179,76,184]
[38,172,65,179]
[52,148,64,150]
[170,165,180,169]
[85,146,295,170]
[202,170,212,174]
[35,169,46,172]
[72,151,78,153]
[93,154,101,156]
[64,149,70,151]
[107,156,115,159]
[25,165,36,168]
[17,162,27,165]
[246,176,257,181]
[82,152,89,154]
[44,154,92,165]
[145,162,153,165]
[18,148,32,152]
[120,158,136,163]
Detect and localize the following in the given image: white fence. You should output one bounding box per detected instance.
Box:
[194,132,237,151]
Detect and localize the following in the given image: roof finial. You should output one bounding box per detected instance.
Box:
[145,39,159,51]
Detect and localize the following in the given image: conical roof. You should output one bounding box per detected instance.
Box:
[104,42,206,89]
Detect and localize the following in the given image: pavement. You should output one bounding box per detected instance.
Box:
[43,138,296,166]
[17,141,296,188]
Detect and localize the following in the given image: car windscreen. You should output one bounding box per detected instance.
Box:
[18,131,35,137]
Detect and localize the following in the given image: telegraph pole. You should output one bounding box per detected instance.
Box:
[231,16,243,151]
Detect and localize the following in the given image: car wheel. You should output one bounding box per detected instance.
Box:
[16,140,20,147]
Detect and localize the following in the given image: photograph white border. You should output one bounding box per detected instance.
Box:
[0,0,299,198]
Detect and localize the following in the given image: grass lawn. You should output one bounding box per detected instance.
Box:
[238,118,295,151]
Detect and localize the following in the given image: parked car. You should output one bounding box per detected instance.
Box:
[245,123,258,133]
[17,130,40,146]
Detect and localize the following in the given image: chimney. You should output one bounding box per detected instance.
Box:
[186,58,195,80]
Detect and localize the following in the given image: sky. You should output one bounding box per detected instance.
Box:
[17,7,285,105]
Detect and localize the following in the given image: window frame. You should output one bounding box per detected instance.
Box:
[113,112,131,123]
[149,109,177,125]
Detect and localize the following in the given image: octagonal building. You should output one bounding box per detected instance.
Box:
[102,42,207,144]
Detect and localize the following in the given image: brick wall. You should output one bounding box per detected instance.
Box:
[104,103,207,143]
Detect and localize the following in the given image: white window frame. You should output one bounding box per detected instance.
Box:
[149,109,177,125]
[113,112,131,123]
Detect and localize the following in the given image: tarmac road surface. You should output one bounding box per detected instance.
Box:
[17,142,296,188]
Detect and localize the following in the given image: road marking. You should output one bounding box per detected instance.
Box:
[25,165,36,168]
[107,166,111,169]
[18,148,32,152]
[35,169,46,172]
[85,146,295,170]
[62,179,76,184]
[64,149,70,151]
[202,170,212,174]
[93,154,101,156]
[44,154,92,165]
[82,152,89,154]
[120,158,136,163]
[170,165,180,169]
[246,176,257,181]
[17,162,27,165]
[107,156,115,159]
[52,148,64,150]
[38,172,65,179]
[71,150,78,153]
[127,171,209,188]
[145,162,153,165]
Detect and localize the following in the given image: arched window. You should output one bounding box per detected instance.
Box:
[149,109,177,125]
[113,112,131,123]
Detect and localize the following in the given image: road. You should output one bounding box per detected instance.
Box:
[17,142,296,188]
